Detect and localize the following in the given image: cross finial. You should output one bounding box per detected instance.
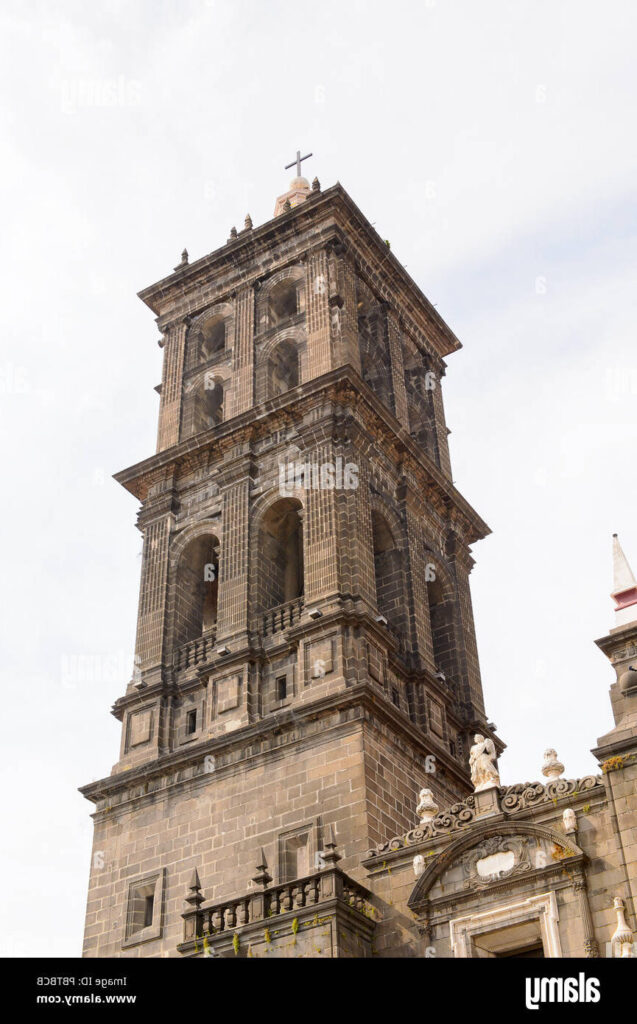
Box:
[285,149,313,177]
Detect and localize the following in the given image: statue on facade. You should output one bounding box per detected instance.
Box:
[469,734,500,792]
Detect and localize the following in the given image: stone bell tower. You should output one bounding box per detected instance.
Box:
[80,164,500,957]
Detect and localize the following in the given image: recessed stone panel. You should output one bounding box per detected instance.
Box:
[217,675,240,713]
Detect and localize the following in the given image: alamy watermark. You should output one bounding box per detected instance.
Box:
[279,457,359,496]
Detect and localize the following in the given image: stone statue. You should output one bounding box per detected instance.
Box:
[562,807,577,833]
[413,854,425,878]
[416,787,439,824]
[469,734,500,792]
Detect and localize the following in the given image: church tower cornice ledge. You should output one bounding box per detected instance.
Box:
[138,184,461,362]
[79,683,471,812]
[114,367,489,544]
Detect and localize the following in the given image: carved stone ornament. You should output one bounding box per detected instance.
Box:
[413,854,425,878]
[500,775,603,812]
[562,807,577,833]
[461,835,531,890]
[542,748,565,780]
[367,796,476,857]
[611,897,635,958]
[416,787,439,825]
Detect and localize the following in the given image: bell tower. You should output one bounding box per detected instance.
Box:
[80,167,500,957]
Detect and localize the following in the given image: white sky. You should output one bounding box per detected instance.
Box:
[1,0,636,956]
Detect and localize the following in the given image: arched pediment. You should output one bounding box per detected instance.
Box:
[408,819,585,911]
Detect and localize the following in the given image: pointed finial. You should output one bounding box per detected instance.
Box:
[611,534,637,626]
[174,248,189,271]
[321,824,342,867]
[312,176,320,192]
[184,866,205,907]
[230,226,238,239]
[244,214,253,230]
[252,848,272,889]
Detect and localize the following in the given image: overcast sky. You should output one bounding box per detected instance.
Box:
[1,0,636,956]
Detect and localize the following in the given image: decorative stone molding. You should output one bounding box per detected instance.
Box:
[500,775,603,812]
[406,821,585,912]
[367,796,476,856]
[461,835,531,890]
[449,891,562,958]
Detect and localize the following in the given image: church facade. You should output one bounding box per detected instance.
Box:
[80,170,637,958]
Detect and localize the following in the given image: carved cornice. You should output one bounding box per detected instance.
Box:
[365,776,604,863]
[114,367,489,544]
[499,775,604,812]
[79,681,470,814]
[139,185,460,362]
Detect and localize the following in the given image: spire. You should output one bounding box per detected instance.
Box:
[611,534,637,627]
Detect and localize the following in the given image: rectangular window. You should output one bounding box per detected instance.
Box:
[279,826,313,882]
[391,687,400,707]
[276,676,287,702]
[186,709,197,734]
[123,872,164,947]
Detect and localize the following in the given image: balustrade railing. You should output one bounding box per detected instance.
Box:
[261,597,304,637]
[183,867,371,945]
[173,627,217,672]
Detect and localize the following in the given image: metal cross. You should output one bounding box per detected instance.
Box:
[285,150,312,176]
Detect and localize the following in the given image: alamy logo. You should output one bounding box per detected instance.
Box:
[525,973,600,1010]
[278,457,359,495]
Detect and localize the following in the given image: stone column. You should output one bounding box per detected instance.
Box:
[134,488,175,685]
[303,442,339,605]
[386,309,409,429]
[156,319,188,452]
[327,246,360,374]
[452,539,486,720]
[572,871,600,957]
[430,360,452,479]
[304,249,332,381]
[216,475,250,641]
[337,453,376,612]
[230,285,255,416]
[401,492,435,670]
